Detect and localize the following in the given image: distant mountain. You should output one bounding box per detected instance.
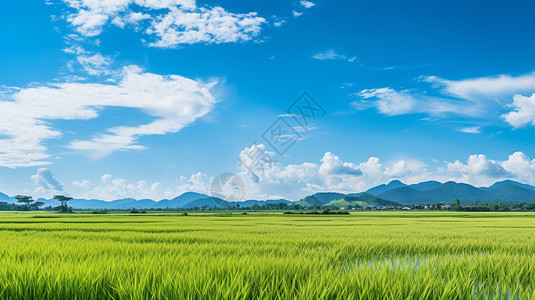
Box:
[2,179,535,210]
[295,196,324,207]
[154,192,213,209]
[357,193,400,206]
[50,193,291,210]
[483,181,535,204]
[0,192,12,202]
[298,193,400,208]
[377,186,425,204]
[366,180,407,195]
[305,192,347,204]
[182,197,231,209]
[372,180,535,205]
[409,181,443,191]
[486,180,535,191]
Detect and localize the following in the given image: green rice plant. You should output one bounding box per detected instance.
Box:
[0,211,533,299]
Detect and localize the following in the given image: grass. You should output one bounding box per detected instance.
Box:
[0,211,534,299]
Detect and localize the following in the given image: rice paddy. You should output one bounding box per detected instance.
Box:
[0,211,534,299]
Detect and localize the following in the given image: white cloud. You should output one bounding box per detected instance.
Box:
[0,65,217,168]
[101,174,112,184]
[72,171,213,200]
[76,53,113,75]
[501,152,535,183]
[146,6,265,48]
[358,88,416,116]
[423,73,535,102]
[54,150,535,201]
[273,20,286,27]
[300,1,315,9]
[313,49,347,61]
[62,0,266,48]
[357,72,535,126]
[32,168,64,191]
[502,94,535,128]
[356,87,483,117]
[292,11,303,17]
[73,179,93,188]
[236,144,431,199]
[458,126,481,134]
[73,174,163,200]
[29,168,64,197]
[448,154,509,178]
[319,152,362,176]
[234,144,535,200]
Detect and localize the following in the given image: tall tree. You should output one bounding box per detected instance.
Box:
[15,195,33,209]
[32,201,45,209]
[54,195,73,208]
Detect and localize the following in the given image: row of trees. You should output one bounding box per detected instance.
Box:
[1,195,74,211]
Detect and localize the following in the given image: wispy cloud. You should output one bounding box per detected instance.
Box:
[0,66,217,168]
[458,126,481,134]
[354,72,535,126]
[312,49,355,62]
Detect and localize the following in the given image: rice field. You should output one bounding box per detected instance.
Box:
[0,211,534,299]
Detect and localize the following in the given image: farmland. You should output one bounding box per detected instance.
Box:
[0,211,534,299]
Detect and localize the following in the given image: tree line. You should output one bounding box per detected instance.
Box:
[0,195,73,212]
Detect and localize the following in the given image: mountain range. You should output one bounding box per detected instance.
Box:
[302,180,535,207]
[0,192,292,210]
[1,180,535,209]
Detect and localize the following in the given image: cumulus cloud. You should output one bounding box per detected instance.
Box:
[448,154,509,177]
[235,143,431,199]
[73,173,163,200]
[72,171,213,200]
[319,152,362,176]
[32,168,64,191]
[502,94,535,128]
[72,179,93,189]
[0,65,217,168]
[29,168,64,197]
[55,150,535,200]
[62,0,266,48]
[233,144,535,200]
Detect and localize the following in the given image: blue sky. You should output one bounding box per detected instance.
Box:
[0,0,534,200]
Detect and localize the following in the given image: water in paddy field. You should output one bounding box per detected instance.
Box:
[354,254,523,300]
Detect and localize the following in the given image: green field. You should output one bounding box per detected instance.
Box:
[1,211,535,299]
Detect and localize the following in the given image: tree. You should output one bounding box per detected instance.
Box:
[454,199,461,211]
[15,195,33,209]
[54,195,73,208]
[32,201,45,210]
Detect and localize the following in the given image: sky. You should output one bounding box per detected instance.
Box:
[0,0,535,201]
